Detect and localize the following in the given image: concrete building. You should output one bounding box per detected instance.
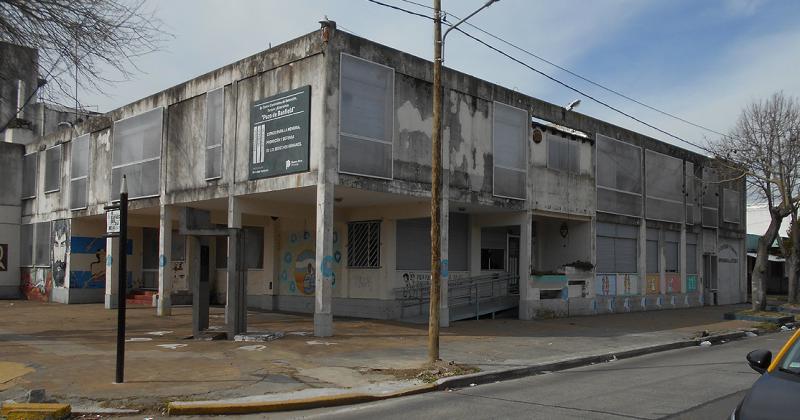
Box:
[1,23,747,337]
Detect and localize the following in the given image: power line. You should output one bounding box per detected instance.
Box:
[365,0,714,155]
[395,0,732,140]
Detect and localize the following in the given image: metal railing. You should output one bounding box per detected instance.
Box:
[394,272,519,319]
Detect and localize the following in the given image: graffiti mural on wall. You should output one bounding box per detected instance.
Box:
[595,274,617,296]
[21,267,52,301]
[645,274,661,295]
[687,274,698,292]
[279,230,342,295]
[69,236,107,289]
[615,273,639,296]
[51,220,69,288]
[665,273,681,294]
[0,243,7,271]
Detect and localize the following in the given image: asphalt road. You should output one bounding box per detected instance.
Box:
[263,332,787,420]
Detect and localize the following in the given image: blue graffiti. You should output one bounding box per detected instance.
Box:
[441,259,449,278]
[334,250,342,263]
[284,252,292,263]
[280,270,288,282]
[159,254,167,268]
[320,255,335,278]
[106,255,113,266]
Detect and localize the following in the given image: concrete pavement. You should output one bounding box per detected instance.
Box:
[0,300,768,416]
[257,333,787,420]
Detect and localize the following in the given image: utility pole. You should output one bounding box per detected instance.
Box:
[428,0,443,364]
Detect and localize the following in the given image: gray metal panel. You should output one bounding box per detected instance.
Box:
[646,240,658,273]
[21,152,37,199]
[597,189,642,218]
[449,213,469,272]
[34,222,50,266]
[615,238,637,273]
[493,102,527,199]
[665,240,679,272]
[339,135,392,179]
[44,145,61,193]
[20,224,33,266]
[205,87,224,179]
[595,236,614,273]
[396,218,430,271]
[723,188,741,224]
[687,243,698,274]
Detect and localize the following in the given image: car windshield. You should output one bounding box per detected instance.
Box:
[779,334,800,373]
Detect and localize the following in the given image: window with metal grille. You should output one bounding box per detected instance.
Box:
[596,134,642,217]
[205,87,224,180]
[492,101,528,199]
[339,53,394,179]
[547,132,579,174]
[347,221,380,268]
[595,222,638,273]
[645,150,684,223]
[22,152,37,199]
[111,107,163,199]
[70,134,89,209]
[44,145,61,193]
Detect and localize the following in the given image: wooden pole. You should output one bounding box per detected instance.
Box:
[428,0,442,364]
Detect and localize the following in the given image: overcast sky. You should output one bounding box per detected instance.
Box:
[78,0,800,154]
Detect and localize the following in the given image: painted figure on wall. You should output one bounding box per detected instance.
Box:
[21,268,52,301]
[281,230,342,296]
[69,236,107,289]
[51,220,69,288]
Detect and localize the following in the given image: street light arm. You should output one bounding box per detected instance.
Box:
[441,0,498,63]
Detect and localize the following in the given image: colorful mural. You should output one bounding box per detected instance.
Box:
[615,273,639,296]
[665,273,681,294]
[645,274,661,295]
[69,236,106,289]
[686,274,698,292]
[51,220,69,288]
[21,267,52,301]
[279,230,342,295]
[595,274,616,296]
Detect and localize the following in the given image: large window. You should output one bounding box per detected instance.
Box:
[645,150,684,223]
[492,102,527,199]
[395,213,469,272]
[205,87,224,180]
[347,221,381,268]
[547,132,579,174]
[723,188,741,224]
[596,222,638,273]
[34,222,50,266]
[44,145,61,193]
[70,134,89,209]
[646,228,659,273]
[21,152,37,199]
[339,54,394,179]
[243,226,264,269]
[112,107,163,199]
[596,134,642,217]
[20,224,33,266]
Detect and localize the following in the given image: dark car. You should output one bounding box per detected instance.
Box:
[733,329,800,419]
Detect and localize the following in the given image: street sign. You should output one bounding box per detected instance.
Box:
[107,209,121,234]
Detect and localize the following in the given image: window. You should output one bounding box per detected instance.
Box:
[646,228,658,273]
[547,133,579,174]
[243,226,264,269]
[70,134,89,209]
[665,230,679,272]
[701,167,719,228]
[20,224,33,266]
[686,233,698,274]
[171,230,185,262]
[44,145,61,193]
[645,150,684,223]
[395,213,469,272]
[493,102,528,199]
[216,235,228,269]
[34,222,50,266]
[480,226,508,270]
[723,188,741,224]
[205,87,224,180]
[22,153,37,199]
[339,53,394,179]
[596,134,642,217]
[347,221,381,268]
[481,249,505,270]
[112,107,163,199]
[596,222,638,273]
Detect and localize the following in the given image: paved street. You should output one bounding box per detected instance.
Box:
[259,333,786,420]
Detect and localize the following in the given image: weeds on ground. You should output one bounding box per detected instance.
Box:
[374,361,480,384]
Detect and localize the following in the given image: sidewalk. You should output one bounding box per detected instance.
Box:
[0,300,757,415]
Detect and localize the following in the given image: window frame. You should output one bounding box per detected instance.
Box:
[546,132,580,174]
[347,220,381,269]
[492,101,529,200]
[595,133,643,218]
[21,152,38,200]
[70,134,90,210]
[205,87,225,181]
[338,53,395,181]
[44,144,62,194]
[111,107,164,201]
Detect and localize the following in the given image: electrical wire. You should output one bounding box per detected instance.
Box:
[395,0,732,140]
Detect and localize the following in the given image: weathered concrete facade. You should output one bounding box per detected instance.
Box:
[5,25,746,335]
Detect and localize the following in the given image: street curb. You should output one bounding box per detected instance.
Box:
[166,384,434,416]
[165,329,765,416]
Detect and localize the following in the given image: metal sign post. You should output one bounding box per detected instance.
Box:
[106,175,128,384]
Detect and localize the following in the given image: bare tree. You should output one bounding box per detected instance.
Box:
[711,92,800,311]
[0,0,167,112]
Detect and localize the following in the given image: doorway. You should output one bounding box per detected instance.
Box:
[507,234,520,277]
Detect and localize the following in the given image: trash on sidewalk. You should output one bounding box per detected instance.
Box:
[699,341,712,347]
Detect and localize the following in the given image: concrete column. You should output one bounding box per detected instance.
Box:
[314,181,334,337]
[157,205,173,316]
[226,196,246,336]
[680,225,687,293]
[104,236,119,309]
[518,211,534,320]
